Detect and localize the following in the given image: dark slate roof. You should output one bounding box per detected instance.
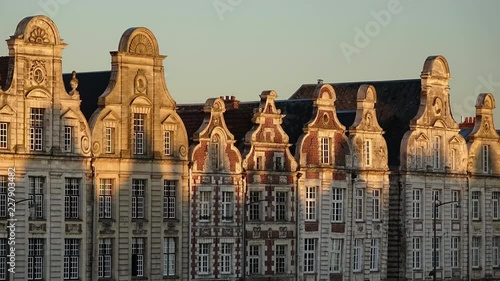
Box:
[0,56,13,90]
[459,128,473,142]
[290,80,422,166]
[62,71,111,120]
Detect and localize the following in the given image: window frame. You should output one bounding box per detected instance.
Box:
[354,189,364,221]
[472,191,481,221]
[29,177,44,219]
[64,178,80,219]
[331,239,343,273]
[63,126,72,153]
[472,236,481,268]
[275,244,286,274]
[132,237,145,277]
[28,238,44,280]
[275,191,287,221]
[198,243,210,274]
[370,238,379,271]
[98,238,112,278]
[30,108,44,151]
[320,137,331,164]
[305,186,316,221]
[64,238,80,280]
[412,189,422,219]
[220,243,232,274]
[133,113,145,155]
[352,239,363,272]
[412,237,422,270]
[131,179,146,219]
[99,179,113,219]
[331,188,344,222]
[450,236,460,268]
[364,139,372,166]
[221,191,233,222]
[372,189,381,221]
[304,238,316,273]
[0,123,8,149]
[163,180,176,219]
[199,191,211,222]
[163,238,176,276]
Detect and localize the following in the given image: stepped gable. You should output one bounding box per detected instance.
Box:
[290,79,421,166]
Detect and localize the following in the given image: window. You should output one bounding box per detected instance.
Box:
[472,237,481,268]
[355,189,364,221]
[0,123,8,149]
[248,245,260,274]
[451,148,456,170]
[99,179,113,219]
[64,178,80,219]
[364,139,372,166]
[164,130,172,155]
[320,137,330,164]
[482,145,489,173]
[64,239,80,280]
[199,191,210,221]
[275,244,286,274]
[353,239,363,272]
[450,237,460,268]
[220,243,232,274]
[163,180,176,219]
[372,189,381,220]
[494,237,500,268]
[30,108,44,151]
[28,238,44,280]
[199,243,210,274]
[304,238,316,273]
[0,177,6,218]
[416,146,423,168]
[412,189,421,219]
[98,239,112,278]
[494,192,500,220]
[432,190,441,219]
[452,190,460,220]
[211,135,220,170]
[105,127,114,154]
[132,179,145,219]
[274,152,284,171]
[412,237,421,269]
[221,192,233,222]
[132,238,145,277]
[332,188,344,222]
[472,191,481,220]
[370,239,379,271]
[275,192,286,221]
[249,191,261,221]
[432,237,441,268]
[133,113,145,155]
[0,239,8,280]
[163,238,176,276]
[256,155,263,170]
[305,186,316,221]
[433,136,441,169]
[29,177,44,219]
[331,239,343,272]
[63,126,72,152]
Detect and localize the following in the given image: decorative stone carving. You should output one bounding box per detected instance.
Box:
[129,34,153,55]
[28,27,50,44]
[92,141,100,154]
[200,228,211,237]
[65,223,82,234]
[69,70,79,98]
[100,221,115,234]
[179,145,187,157]
[433,97,443,116]
[134,70,147,94]
[81,136,90,153]
[221,228,233,237]
[279,176,287,184]
[252,227,261,238]
[30,60,46,85]
[29,223,47,233]
[133,221,147,235]
[279,227,287,238]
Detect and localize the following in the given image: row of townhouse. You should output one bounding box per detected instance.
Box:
[0,15,498,281]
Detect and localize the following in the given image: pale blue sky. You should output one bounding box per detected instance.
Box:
[1,0,500,126]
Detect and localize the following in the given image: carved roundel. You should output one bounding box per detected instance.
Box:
[30,60,46,85]
[365,113,372,128]
[129,34,153,55]
[322,113,329,124]
[28,27,50,44]
[134,70,147,94]
[433,97,443,116]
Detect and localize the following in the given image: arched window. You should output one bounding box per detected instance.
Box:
[210,134,221,170]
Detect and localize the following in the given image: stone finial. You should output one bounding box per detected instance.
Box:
[70,70,79,98]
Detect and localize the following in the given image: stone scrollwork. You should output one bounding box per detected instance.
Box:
[28,27,50,44]
[129,34,153,55]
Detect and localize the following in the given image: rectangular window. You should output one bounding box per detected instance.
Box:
[332,188,344,222]
[211,140,220,170]
[494,237,500,268]
[256,155,263,170]
[412,189,421,219]
[0,123,7,149]
[28,238,44,280]
[199,243,210,274]
[163,180,176,219]
[221,192,233,222]
[0,239,8,280]
[0,177,7,218]
[163,238,176,276]
[164,130,172,155]
[365,139,372,166]
[320,137,330,164]
[353,239,363,272]
[472,191,481,220]
[370,239,379,271]
[483,145,489,173]
[29,177,44,219]
[451,148,456,170]
[131,179,145,219]
[412,237,421,269]
[99,179,113,219]
[331,239,343,272]
[432,236,441,268]
[432,190,441,219]
[63,126,72,152]
[274,152,284,171]
[452,190,460,220]
[372,189,381,220]
[199,191,210,221]
[355,189,364,221]
[450,237,460,268]
[249,191,261,221]
[305,186,316,221]
[30,108,44,151]
[105,127,114,154]
[132,238,145,277]
[304,238,316,273]
[220,243,232,274]
[275,192,286,221]
[433,136,441,169]
[275,244,286,274]
[98,238,112,278]
[64,178,80,219]
[133,113,145,155]
[494,192,500,220]
[472,237,481,268]
[248,245,260,274]
[416,146,423,169]
[64,239,80,280]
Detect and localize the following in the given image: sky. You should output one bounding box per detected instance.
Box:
[1,0,500,126]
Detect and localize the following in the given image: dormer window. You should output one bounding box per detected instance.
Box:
[164,130,172,156]
[133,113,145,155]
[63,126,72,153]
[274,152,284,171]
[30,108,44,151]
[211,135,221,170]
[364,139,372,166]
[320,137,331,164]
[105,127,115,154]
[482,145,489,173]
[0,123,8,149]
[433,136,441,169]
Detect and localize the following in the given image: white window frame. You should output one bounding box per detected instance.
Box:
[494,236,500,268]
[164,130,172,155]
[28,238,44,280]
[364,139,372,166]
[30,108,44,151]
[0,238,8,280]
[451,190,460,220]
[353,239,363,272]
[275,244,286,274]
[198,243,210,274]
[0,177,6,218]
[433,136,441,169]
[482,145,489,173]
[98,239,112,278]
[249,191,261,221]
[64,239,80,280]
[372,189,381,221]
[331,239,343,273]
[0,123,8,149]
[29,177,44,219]
[64,178,80,219]
[220,243,232,274]
[305,186,316,221]
[211,135,220,170]
[63,126,72,152]
[412,189,421,219]
[163,238,176,276]
[451,237,460,268]
[412,237,421,269]
[331,188,344,222]
[472,237,481,268]
[105,127,114,154]
[432,236,441,268]
[320,137,331,164]
[199,191,210,221]
[99,179,113,219]
[132,237,145,277]
[248,244,260,274]
[163,180,176,219]
[354,189,364,221]
[370,238,379,271]
[275,191,287,221]
[274,152,284,171]
[304,238,316,273]
[493,192,500,220]
[133,113,145,155]
[131,179,145,219]
[221,192,233,222]
[472,191,481,221]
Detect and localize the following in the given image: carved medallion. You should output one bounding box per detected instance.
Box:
[433,97,443,116]
[30,60,46,85]
[28,27,50,44]
[134,70,147,94]
[129,34,153,55]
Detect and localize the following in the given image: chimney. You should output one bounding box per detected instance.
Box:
[317,79,323,84]
[459,116,475,129]
[223,95,239,110]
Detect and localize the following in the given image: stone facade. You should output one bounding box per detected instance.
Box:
[0,15,499,281]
